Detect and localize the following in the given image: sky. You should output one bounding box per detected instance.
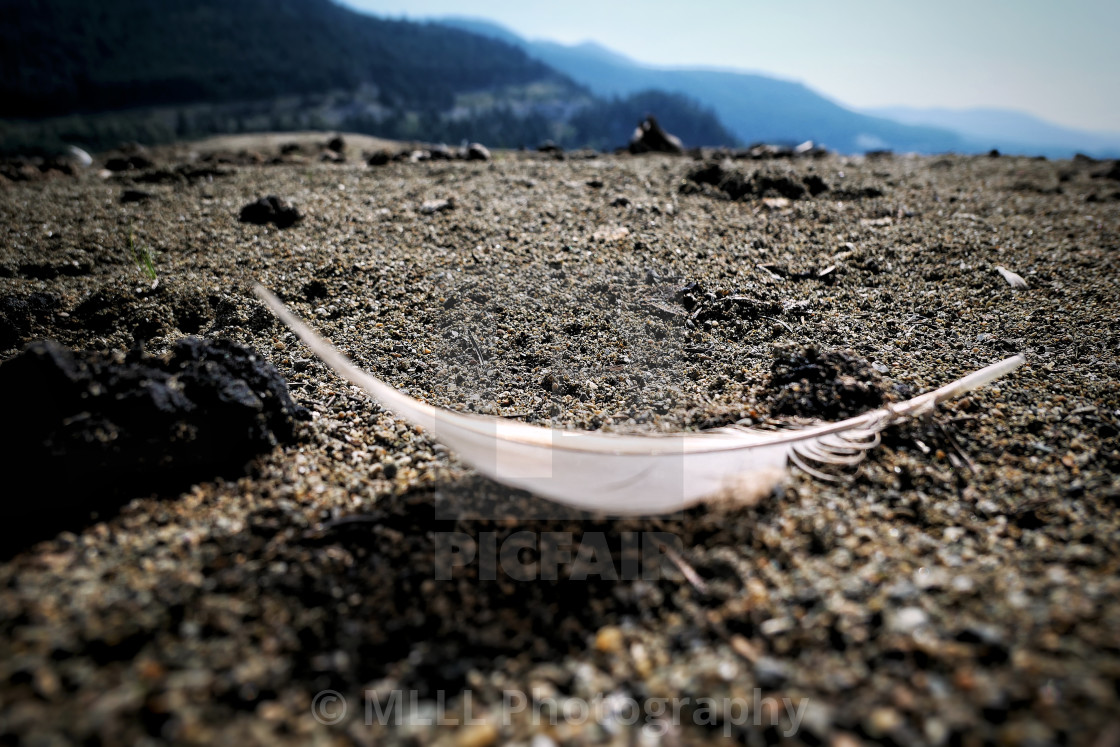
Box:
[340,0,1119,133]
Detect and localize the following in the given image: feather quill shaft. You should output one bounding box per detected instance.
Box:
[255,285,1024,515]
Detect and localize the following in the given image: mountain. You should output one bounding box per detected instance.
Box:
[0,0,565,119]
[440,18,967,154]
[865,107,1120,159]
[0,0,735,154]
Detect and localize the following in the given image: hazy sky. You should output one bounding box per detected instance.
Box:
[340,0,1119,133]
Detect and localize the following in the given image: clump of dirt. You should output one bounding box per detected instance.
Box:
[70,286,221,340]
[129,163,233,184]
[763,347,887,420]
[671,280,783,323]
[0,292,59,349]
[0,337,308,555]
[238,195,302,227]
[682,160,829,200]
[18,258,92,280]
[71,286,172,341]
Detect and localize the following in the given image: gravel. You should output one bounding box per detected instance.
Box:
[0,138,1118,745]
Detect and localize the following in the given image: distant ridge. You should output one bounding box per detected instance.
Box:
[440,17,966,154]
[442,16,1120,158]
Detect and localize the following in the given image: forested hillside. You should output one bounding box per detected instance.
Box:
[0,0,561,117]
[0,0,736,153]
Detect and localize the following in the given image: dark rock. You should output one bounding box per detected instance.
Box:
[239,196,303,228]
[0,292,59,349]
[754,657,790,688]
[954,624,1010,663]
[988,149,1001,158]
[764,347,886,420]
[629,116,684,155]
[831,184,886,200]
[685,161,823,201]
[465,143,492,161]
[429,144,455,161]
[327,135,346,154]
[104,154,154,172]
[537,140,563,154]
[120,189,154,204]
[803,174,830,196]
[1093,161,1120,181]
[0,338,308,555]
[280,142,302,155]
[303,279,329,301]
[368,150,392,166]
[753,171,807,199]
[133,164,232,184]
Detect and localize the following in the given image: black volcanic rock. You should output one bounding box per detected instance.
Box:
[629,116,684,154]
[239,195,302,228]
[0,338,308,554]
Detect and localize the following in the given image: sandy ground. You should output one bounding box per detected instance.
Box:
[1,135,1119,745]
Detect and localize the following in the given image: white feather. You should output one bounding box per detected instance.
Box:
[255,285,1025,515]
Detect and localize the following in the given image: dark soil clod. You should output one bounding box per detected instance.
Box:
[0,337,308,555]
[764,347,886,420]
[238,195,303,228]
[683,160,831,200]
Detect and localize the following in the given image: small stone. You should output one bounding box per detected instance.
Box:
[866,707,903,737]
[730,635,759,662]
[456,721,498,747]
[592,225,629,242]
[753,656,789,688]
[420,198,455,215]
[595,626,624,654]
[889,607,930,634]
